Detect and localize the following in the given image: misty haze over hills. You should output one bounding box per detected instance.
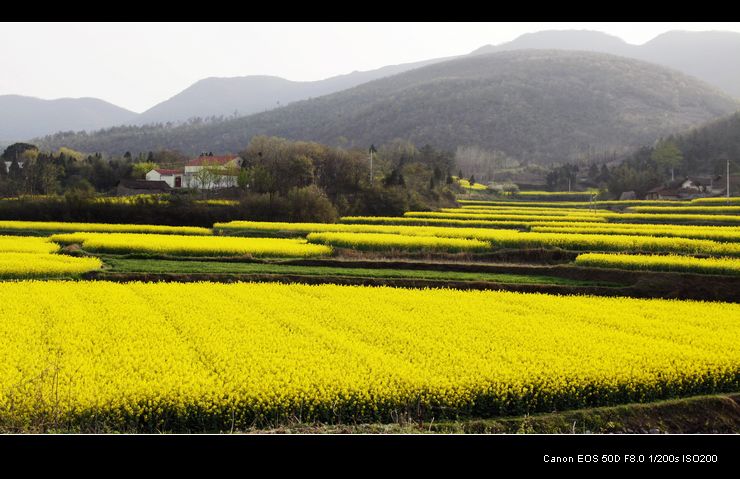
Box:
[0,95,137,141]
[5,29,740,151]
[134,56,453,125]
[0,56,452,143]
[472,30,740,98]
[37,50,740,165]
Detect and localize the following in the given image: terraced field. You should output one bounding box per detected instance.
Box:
[0,198,737,432]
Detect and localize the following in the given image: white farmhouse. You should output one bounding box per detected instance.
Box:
[183,154,243,189]
[145,168,184,188]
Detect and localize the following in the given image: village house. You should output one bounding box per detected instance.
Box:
[146,168,184,188]
[144,154,243,190]
[644,177,723,200]
[183,154,243,189]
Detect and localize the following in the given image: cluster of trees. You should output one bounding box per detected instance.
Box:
[604,140,686,198]
[0,143,195,197]
[544,112,740,198]
[0,137,460,223]
[539,140,686,198]
[236,136,457,219]
[596,126,739,198]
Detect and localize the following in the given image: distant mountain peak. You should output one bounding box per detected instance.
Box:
[471,29,631,55]
[0,95,137,142]
[470,29,740,99]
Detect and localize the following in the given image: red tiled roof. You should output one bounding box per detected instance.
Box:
[154,169,183,175]
[186,155,238,167]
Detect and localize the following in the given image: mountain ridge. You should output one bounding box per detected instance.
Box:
[7,29,740,143]
[0,95,137,141]
[472,30,740,98]
[36,49,740,166]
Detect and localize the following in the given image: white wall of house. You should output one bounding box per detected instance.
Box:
[184,173,238,189]
[146,170,182,188]
[184,158,242,189]
[145,170,163,182]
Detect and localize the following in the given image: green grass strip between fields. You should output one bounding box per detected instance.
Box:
[103,258,612,286]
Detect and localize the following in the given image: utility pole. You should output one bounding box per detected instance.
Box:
[728,159,731,199]
[369,144,377,185]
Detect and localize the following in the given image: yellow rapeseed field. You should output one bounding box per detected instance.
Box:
[215,220,527,236]
[531,224,740,242]
[303,228,740,256]
[486,230,740,256]
[215,220,738,246]
[457,199,693,207]
[404,211,609,223]
[0,252,102,278]
[0,235,60,254]
[408,210,740,225]
[575,253,740,276]
[194,200,240,206]
[437,207,613,216]
[515,190,597,197]
[0,220,211,235]
[340,216,536,228]
[690,197,740,205]
[306,232,490,252]
[0,281,737,430]
[457,179,487,190]
[626,206,740,214]
[611,213,740,225]
[458,205,611,213]
[94,195,168,205]
[48,232,332,258]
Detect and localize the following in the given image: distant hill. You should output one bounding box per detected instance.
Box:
[0,58,451,141]
[13,29,740,142]
[472,30,634,56]
[37,50,740,165]
[135,57,453,125]
[472,30,740,98]
[0,95,137,142]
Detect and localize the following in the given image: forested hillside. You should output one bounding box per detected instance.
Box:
[37,50,739,165]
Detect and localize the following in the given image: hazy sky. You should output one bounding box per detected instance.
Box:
[2,22,739,113]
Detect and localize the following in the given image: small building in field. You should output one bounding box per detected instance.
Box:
[117,179,171,196]
[184,154,243,189]
[645,178,711,200]
[645,187,678,200]
[146,168,184,188]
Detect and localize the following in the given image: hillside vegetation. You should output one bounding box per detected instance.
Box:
[135,56,452,125]
[473,30,740,99]
[37,50,739,165]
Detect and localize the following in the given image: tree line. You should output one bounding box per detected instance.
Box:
[0,137,460,223]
